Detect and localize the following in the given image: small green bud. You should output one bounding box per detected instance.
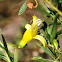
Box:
[53,39,58,50]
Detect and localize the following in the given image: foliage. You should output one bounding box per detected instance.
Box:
[18,1,27,15]
[18,0,62,62]
[0,29,18,62]
[0,0,62,62]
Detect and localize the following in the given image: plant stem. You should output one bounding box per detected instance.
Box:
[45,0,62,16]
[50,13,58,43]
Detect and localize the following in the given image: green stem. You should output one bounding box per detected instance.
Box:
[50,13,58,43]
[14,49,18,62]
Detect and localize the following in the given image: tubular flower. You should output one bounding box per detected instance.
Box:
[18,15,46,48]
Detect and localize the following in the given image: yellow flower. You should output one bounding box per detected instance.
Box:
[18,15,46,48]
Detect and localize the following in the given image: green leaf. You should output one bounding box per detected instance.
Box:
[32,56,42,60]
[0,29,14,62]
[9,51,14,60]
[0,29,8,51]
[0,31,8,53]
[60,0,62,6]
[45,29,50,40]
[53,0,58,6]
[0,41,4,49]
[0,51,8,62]
[50,13,58,43]
[59,0,62,6]
[18,1,27,15]
[47,26,51,35]
[36,42,54,59]
[32,56,54,62]
[0,41,14,61]
[39,21,50,40]
[53,39,58,50]
[57,29,62,35]
[0,44,4,49]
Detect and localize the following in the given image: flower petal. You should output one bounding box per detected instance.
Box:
[32,15,42,26]
[32,25,38,37]
[19,30,33,48]
[25,24,32,30]
[32,15,38,25]
[33,35,46,47]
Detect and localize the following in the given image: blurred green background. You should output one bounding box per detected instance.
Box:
[0,0,62,62]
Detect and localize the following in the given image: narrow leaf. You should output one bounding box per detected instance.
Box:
[0,51,8,62]
[47,26,51,35]
[18,1,27,15]
[0,44,4,49]
[0,29,7,50]
[0,31,8,53]
[0,29,14,61]
[0,41,4,49]
[50,13,58,43]
[32,56,54,62]
[57,29,62,35]
[32,56,42,60]
[36,42,54,58]
[45,29,50,40]
[9,51,14,60]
